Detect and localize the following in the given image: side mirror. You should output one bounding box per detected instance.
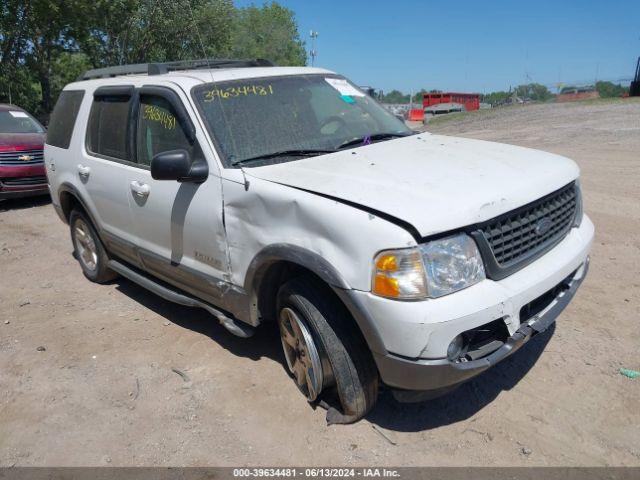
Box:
[150,149,208,183]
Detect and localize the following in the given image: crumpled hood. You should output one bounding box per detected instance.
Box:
[247,134,579,237]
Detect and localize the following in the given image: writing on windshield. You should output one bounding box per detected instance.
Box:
[192,74,409,167]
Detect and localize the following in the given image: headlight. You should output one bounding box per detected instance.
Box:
[419,234,486,298]
[372,234,486,300]
[573,179,583,227]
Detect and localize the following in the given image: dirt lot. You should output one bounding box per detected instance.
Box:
[1,99,639,467]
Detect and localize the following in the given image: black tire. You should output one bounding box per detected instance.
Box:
[277,275,379,424]
[69,209,117,284]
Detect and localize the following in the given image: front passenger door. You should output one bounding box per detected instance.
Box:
[126,86,230,304]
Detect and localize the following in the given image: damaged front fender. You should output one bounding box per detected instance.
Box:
[220,170,416,352]
[222,170,417,292]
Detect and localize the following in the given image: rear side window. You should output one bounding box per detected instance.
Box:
[46,90,85,149]
[87,95,132,160]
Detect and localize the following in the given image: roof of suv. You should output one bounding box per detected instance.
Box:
[66,66,335,90]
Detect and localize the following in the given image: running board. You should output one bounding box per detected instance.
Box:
[107,260,255,338]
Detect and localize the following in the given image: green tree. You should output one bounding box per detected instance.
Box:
[411,89,429,104]
[0,1,40,112]
[51,52,92,90]
[515,83,554,102]
[0,0,308,118]
[1,0,86,115]
[82,0,235,67]
[0,65,41,113]
[595,81,628,98]
[231,2,306,65]
[481,91,511,106]
[380,89,410,104]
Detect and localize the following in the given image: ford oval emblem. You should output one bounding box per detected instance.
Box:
[534,217,553,236]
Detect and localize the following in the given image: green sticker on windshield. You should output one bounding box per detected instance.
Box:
[340,95,355,104]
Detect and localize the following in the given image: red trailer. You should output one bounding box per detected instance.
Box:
[423,92,480,111]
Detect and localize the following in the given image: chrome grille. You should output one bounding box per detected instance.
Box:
[0,149,44,165]
[480,182,577,268]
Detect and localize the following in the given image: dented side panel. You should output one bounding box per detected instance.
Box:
[221,171,416,292]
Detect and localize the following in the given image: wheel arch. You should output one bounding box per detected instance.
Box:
[58,183,99,229]
[245,244,387,355]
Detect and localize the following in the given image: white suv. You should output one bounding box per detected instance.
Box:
[45,59,594,423]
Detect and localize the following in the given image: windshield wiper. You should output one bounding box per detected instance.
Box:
[336,132,412,150]
[231,148,336,166]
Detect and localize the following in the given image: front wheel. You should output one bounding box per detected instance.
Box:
[277,275,379,424]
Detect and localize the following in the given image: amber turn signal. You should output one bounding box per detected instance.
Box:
[371,248,427,300]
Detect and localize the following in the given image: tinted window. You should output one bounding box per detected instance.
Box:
[136,95,193,166]
[46,91,84,148]
[0,111,45,134]
[87,95,131,160]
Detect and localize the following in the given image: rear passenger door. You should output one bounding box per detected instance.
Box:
[126,84,230,304]
[81,86,139,265]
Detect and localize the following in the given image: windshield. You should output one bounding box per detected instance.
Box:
[192,74,411,167]
[0,111,45,134]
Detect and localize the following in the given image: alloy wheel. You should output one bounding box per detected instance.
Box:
[278,307,324,402]
[74,219,98,271]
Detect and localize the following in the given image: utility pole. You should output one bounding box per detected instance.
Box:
[309,30,318,66]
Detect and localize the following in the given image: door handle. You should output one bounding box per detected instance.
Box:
[77,164,91,178]
[130,180,150,198]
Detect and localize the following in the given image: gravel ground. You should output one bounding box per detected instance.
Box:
[1,98,639,466]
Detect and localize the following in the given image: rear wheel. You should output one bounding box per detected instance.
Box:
[277,275,379,424]
[69,209,117,283]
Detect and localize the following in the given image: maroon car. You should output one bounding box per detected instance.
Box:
[0,104,48,200]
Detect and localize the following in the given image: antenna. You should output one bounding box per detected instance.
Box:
[309,30,319,66]
[186,0,214,78]
[185,0,247,188]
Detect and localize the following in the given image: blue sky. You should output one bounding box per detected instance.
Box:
[236,0,639,94]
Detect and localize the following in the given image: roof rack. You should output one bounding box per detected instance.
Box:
[77,58,275,81]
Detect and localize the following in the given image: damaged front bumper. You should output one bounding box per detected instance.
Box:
[375,257,589,400]
[340,215,593,398]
